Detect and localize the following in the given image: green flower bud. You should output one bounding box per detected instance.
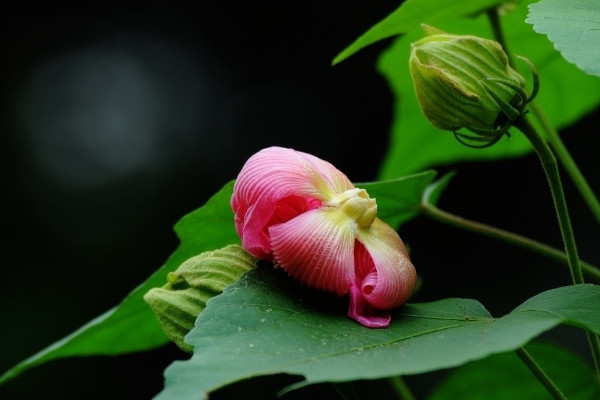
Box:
[409,25,534,146]
[143,244,257,352]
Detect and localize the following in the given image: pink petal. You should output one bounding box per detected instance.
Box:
[231,147,354,258]
[239,195,322,260]
[269,207,355,296]
[354,218,416,311]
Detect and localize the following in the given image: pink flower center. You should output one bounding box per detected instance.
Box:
[266,194,322,232]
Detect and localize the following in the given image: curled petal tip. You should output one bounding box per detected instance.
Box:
[347,279,392,328]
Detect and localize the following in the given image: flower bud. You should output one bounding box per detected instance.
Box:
[409,25,530,145]
[143,244,257,352]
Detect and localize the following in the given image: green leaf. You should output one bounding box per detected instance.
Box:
[526,0,600,78]
[0,180,240,385]
[429,340,600,400]
[357,170,437,228]
[332,0,507,65]
[156,266,600,400]
[376,0,600,178]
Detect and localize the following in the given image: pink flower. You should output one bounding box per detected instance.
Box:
[231,146,417,328]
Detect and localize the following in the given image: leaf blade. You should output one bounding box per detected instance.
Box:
[332,0,507,65]
[526,0,600,78]
[156,265,600,399]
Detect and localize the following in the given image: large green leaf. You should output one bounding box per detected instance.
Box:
[332,0,506,65]
[0,180,240,385]
[429,340,600,400]
[376,0,600,178]
[156,266,600,399]
[526,0,600,78]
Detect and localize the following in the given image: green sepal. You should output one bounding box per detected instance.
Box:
[515,55,540,103]
[481,77,528,120]
[143,244,258,352]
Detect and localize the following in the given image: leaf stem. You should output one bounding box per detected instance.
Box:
[513,115,600,380]
[515,347,568,400]
[419,201,600,282]
[488,4,600,382]
[331,382,361,400]
[387,376,416,400]
[529,101,600,223]
[512,116,583,284]
[486,8,507,55]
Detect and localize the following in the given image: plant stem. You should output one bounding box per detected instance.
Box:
[331,382,361,400]
[513,116,583,284]
[488,7,600,224]
[516,347,568,400]
[513,116,600,379]
[529,101,600,223]
[489,10,582,277]
[387,376,416,400]
[488,4,600,381]
[486,8,507,55]
[589,334,600,381]
[419,202,600,281]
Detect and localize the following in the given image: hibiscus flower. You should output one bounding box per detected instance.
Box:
[231,146,416,328]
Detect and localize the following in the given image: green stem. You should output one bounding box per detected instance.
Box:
[589,334,600,382]
[516,347,568,400]
[387,377,416,400]
[530,102,600,223]
[486,8,508,55]
[419,202,600,281]
[488,5,600,381]
[513,116,600,378]
[331,382,361,400]
[513,116,583,284]
[488,7,600,224]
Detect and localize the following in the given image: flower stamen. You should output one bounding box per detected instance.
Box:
[332,188,377,229]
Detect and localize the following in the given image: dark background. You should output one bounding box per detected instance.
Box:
[1,1,598,399]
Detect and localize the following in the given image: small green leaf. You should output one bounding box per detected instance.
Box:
[156,266,600,400]
[0,181,240,385]
[377,0,600,178]
[526,0,600,78]
[429,341,600,400]
[332,0,507,65]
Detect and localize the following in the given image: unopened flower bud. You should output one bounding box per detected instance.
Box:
[143,244,257,352]
[409,25,533,146]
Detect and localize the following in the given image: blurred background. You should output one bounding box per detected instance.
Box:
[1,1,598,399]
